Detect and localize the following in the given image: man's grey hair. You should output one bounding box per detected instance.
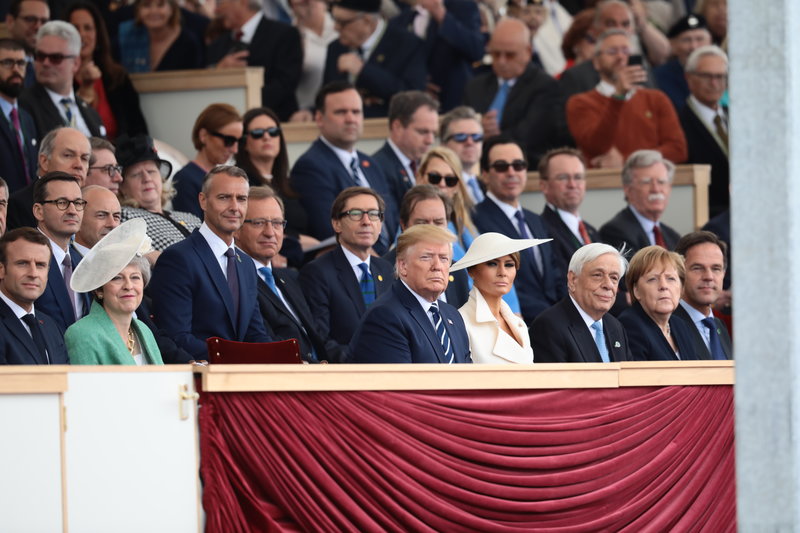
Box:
[37,21,81,56]
[593,0,633,29]
[39,127,67,160]
[439,106,482,141]
[685,44,728,73]
[621,150,676,185]
[201,165,249,195]
[569,243,628,277]
[594,28,629,55]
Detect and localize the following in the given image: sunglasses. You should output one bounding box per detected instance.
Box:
[34,51,76,65]
[426,171,459,187]
[209,130,242,147]
[247,126,281,139]
[490,159,527,172]
[445,132,484,143]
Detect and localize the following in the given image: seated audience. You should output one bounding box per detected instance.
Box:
[0,227,69,364]
[299,187,394,363]
[172,103,243,219]
[618,245,697,360]
[653,14,711,111]
[694,0,726,45]
[116,134,201,251]
[289,0,338,116]
[566,29,687,168]
[65,219,164,365]
[558,8,595,75]
[532,243,633,363]
[73,185,121,255]
[351,224,472,363]
[440,106,485,204]
[66,1,148,140]
[452,232,545,363]
[85,137,122,193]
[118,0,204,73]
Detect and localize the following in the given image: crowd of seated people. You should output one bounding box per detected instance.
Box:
[0,0,735,366]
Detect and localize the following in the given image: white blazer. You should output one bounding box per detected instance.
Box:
[458,287,534,364]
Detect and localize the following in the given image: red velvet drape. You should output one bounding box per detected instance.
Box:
[199,386,735,532]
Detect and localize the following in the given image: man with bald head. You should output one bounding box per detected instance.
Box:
[463,17,561,166]
[73,185,120,255]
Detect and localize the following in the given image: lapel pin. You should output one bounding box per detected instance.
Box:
[447,319,453,325]
[376,54,385,62]
[377,274,383,281]
[614,341,621,348]
[362,160,370,168]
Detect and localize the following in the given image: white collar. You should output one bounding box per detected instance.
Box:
[487,191,521,219]
[361,17,385,59]
[680,299,712,322]
[199,222,235,259]
[569,294,600,330]
[0,287,33,317]
[387,138,412,167]
[548,203,582,237]
[401,279,440,307]
[341,244,370,269]
[319,135,358,170]
[628,205,660,244]
[688,94,726,129]
[239,11,263,44]
[596,80,634,100]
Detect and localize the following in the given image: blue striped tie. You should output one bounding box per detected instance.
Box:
[591,321,610,363]
[358,262,375,306]
[429,302,454,364]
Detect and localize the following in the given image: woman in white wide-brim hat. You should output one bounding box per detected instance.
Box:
[450,232,550,364]
[64,219,164,365]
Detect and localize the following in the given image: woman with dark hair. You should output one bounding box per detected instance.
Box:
[66,1,148,140]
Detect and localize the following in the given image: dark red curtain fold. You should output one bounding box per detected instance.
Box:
[199,386,735,532]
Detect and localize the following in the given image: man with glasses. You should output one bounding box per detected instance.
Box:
[472,136,559,325]
[373,91,439,207]
[299,186,394,363]
[85,137,122,194]
[441,105,484,203]
[5,0,49,87]
[19,20,105,142]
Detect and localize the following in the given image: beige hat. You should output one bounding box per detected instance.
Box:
[70,219,152,293]
[449,232,551,271]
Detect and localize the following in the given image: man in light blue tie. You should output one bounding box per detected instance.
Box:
[441,105,485,204]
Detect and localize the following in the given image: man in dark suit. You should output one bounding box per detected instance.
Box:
[372,91,438,207]
[18,21,104,142]
[351,224,471,363]
[323,0,426,118]
[389,0,483,112]
[290,81,398,255]
[149,165,272,362]
[532,243,632,363]
[472,136,560,325]
[0,227,69,364]
[300,186,394,363]
[538,147,599,287]
[673,231,732,360]
[463,18,562,167]
[235,185,326,363]
[679,45,729,217]
[207,0,302,121]
[0,38,38,194]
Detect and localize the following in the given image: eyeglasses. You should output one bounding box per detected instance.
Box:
[19,15,48,25]
[243,218,287,229]
[34,51,76,65]
[209,131,242,147]
[0,58,26,69]
[246,126,281,139]
[89,164,123,177]
[689,72,727,83]
[339,209,384,221]
[40,198,87,211]
[489,159,527,172]
[426,172,459,187]
[598,46,631,57]
[445,132,484,143]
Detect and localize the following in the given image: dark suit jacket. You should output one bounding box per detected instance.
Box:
[207,15,301,121]
[148,230,272,361]
[323,23,426,118]
[618,302,698,361]
[531,297,632,363]
[599,206,681,254]
[372,141,415,209]
[0,299,69,364]
[653,57,689,111]
[383,247,469,308]
[0,104,38,193]
[672,303,732,360]
[702,210,731,289]
[135,298,193,364]
[679,103,729,217]
[35,244,90,334]
[6,180,36,230]
[290,138,399,254]
[350,280,472,363]
[105,72,148,138]
[473,198,560,324]
[299,246,394,363]
[256,267,327,363]
[463,63,562,166]
[541,205,599,288]
[18,84,104,142]
[389,0,483,111]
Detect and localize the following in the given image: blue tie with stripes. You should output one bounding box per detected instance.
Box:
[429,302,454,364]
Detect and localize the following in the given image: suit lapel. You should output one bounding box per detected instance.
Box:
[189,232,237,330]
[402,288,445,363]
[622,207,652,250]
[36,84,67,128]
[0,302,44,364]
[69,246,91,317]
[316,139,353,190]
[332,247,366,313]
[46,256,75,324]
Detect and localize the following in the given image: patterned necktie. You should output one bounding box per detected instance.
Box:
[60,98,76,127]
[429,302,454,364]
[21,314,49,364]
[358,262,375,306]
[591,321,610,363]
[714,114,729,149]
[259,266,279,296]
[62,253,77,318]
[702,317,727,360]
[578,220,592,244]
[514,210,543,274]
[349,156,361,187]
[224,248,239,324]
[9,107,30,184]
[653,224,667,248]
[489,80,511,125]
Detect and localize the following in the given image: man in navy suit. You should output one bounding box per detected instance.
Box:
[300,186,394,363]
[351,224,471,363]
[472,136,560,325]
[372,91,439,208]
[235,185,327,363]
[532,243,632,363]
[149,165,272,362]
[291,81,398,255]
[0,227,69,364]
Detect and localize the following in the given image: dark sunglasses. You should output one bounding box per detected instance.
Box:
[33,51,75,65]
[426,171,459,187]
[246,126,281,139]
[210,130,242,147]
[490,159,527,172]
[445,132,484,143]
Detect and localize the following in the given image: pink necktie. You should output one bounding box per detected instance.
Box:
[9,108,30,184]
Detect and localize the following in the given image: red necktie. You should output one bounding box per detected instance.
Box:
[9,108,30,184]
[578,220,592,244]
[653,225,667,248]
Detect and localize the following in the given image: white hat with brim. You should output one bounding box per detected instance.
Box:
[449,232,552,272]
[70,218,152,293]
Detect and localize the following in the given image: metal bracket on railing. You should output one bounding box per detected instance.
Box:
[178,384,199,421]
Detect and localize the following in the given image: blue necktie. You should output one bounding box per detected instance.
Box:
[259,266,279,296]
[60,98,75,127]
[349,156,361,187]
[591,321,610,363]
[514,210,543,274]
[358,262,375,306]
[429,303,454,364]
[489,80,511,125]
[224,248,239,324]
[702,317,727,360]
[467,176,484,203]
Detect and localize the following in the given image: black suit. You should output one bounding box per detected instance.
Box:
[18,84,104,142]
[207,15,302,121]
[618,302,698,361]
[0,104,38,194]
[383,247,469,308]
[702,210,731,289]
[679,103,729,217]
[599,206,681,254]
[672,303,732,360]
[0,299,69,365]
[540,205,599,287]
[531,297,632,363]
[372,141,415,209]
[6,180,36,230]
